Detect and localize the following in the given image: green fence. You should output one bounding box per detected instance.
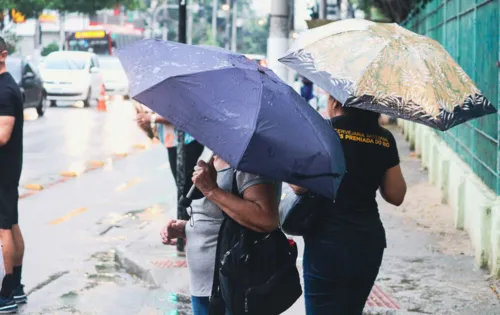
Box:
[403,0,500,193]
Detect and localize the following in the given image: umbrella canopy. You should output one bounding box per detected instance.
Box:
[279,19,497,131]
[117,39,345,199]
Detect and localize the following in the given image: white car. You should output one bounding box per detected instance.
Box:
[40,51,104,107]
[98,56,129,99]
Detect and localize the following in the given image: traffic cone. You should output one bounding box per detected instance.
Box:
[97,84,107,112]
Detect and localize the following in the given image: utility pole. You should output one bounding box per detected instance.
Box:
[176,0,188,254]
[267,0,290,82]
[211,0,217,40]
[230,0,237,52]
[33,11,41,66]
[59,12,66,51]
[162,1,169,41]
[187,0,193,45]
[320,0,327,19]
[224,0,230,49]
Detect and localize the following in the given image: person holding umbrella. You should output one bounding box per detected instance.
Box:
[280,19,496,314]
[118,40,346,315]
[160,154,280,315]
[289,95,407,314]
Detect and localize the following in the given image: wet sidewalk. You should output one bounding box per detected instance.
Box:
[115,125,499,315]
[371,127,499,315]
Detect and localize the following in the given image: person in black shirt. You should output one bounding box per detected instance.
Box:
[0,36,26,313]
[290,95,407,315]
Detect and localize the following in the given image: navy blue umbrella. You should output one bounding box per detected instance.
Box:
[117,39,345,199]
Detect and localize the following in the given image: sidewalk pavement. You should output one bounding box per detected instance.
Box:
[115,125,499,315]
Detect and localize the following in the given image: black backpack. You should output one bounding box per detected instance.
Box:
[209,170,302,315]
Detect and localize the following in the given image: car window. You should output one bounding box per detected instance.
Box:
[5,59,22,82]
[44,55,88,70]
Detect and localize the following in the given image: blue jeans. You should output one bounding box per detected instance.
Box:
[191,296,210,315]
[303,238,384,315]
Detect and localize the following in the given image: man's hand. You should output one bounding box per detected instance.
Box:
[192,157,218,196]
[160,220,187,245]
[136,113,152,130]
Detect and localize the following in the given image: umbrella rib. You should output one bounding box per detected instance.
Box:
[237,77,265,170]
[351,35,398,101]
[297,29,370,54]
[293,92,338,176]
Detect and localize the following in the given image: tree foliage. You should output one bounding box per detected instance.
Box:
[351,0,420,23]
[41,41,59,56]
[52,0,142,14]
[0,0,141,16]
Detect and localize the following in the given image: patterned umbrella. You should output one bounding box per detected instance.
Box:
[279,19,497,131]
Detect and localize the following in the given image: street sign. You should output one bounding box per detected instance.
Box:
[75,31,106,39]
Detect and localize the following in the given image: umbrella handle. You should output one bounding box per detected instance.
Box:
[179,152,215,208]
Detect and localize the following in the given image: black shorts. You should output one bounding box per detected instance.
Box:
[0,186,19,229]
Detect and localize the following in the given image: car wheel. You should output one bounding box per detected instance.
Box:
[37,92,47,117]
[83,87,91,108]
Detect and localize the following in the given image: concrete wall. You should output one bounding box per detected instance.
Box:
[399,120,500,278]
[16,32,60,57]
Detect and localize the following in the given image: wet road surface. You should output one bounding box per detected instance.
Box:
[16,102,185,314]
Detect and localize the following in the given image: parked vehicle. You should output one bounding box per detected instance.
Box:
[98,56,129,99]
[40,51,104,107]
[6,56,47,116]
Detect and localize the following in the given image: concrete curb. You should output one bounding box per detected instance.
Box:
[399,120,500,277]
[114,245,159,287]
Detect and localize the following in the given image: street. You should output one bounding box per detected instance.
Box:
[16,101,184,314]
[12,102,500,315]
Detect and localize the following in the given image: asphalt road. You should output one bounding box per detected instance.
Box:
[14,101,182,314]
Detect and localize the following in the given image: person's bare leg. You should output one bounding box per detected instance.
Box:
[0,229,14,275]
[11,225,23,267]
[11,224,24,296]
[0,229,16,299]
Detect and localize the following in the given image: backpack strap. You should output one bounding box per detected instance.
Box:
[209,168,240,315]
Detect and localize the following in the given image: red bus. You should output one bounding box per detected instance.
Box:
[66,24,144,56]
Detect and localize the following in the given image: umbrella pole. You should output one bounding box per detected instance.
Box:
[178,152,215,208]
[176,0,188,254]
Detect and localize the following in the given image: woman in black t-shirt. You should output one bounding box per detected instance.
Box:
[290,95,407,315]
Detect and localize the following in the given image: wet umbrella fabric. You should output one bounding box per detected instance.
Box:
[279,19,497,131]
[117,39,345,199]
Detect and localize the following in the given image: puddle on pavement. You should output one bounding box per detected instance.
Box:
[45,250,192,314]
[83,251,129,284]
[96,204,165,236]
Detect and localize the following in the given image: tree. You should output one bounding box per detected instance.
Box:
[350,0,420,23]
[240,16,268,55]
[0,0,48,18]
[41,41,59,56]
[52,0,142,15]
[0,0,142,17]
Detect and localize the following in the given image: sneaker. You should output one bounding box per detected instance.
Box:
[0,296,17,313]
[12,285,26,304]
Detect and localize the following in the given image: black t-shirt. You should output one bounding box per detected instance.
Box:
[0,72,24,187]
[313,116,400,248]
